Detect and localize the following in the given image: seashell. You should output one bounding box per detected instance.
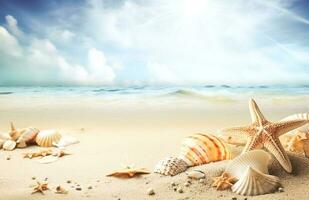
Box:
[53,135,79,148]
[225,150,271,179]
[154,156,188,176]
[0,132,11,140]
[179,133,231,166]
[16,127,40,148]
[280,113,309,134]
[3,140,17,151]
[186,170,205,180]
[9,122,23,141]
[232,166,280,196]
[35,129,62,147]
[38,155,59,164]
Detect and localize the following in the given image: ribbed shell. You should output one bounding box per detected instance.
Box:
[179,133,231,166]
[154,156,188,176]
[226,150,271,179]
[3,140,16,151]
[280,113,309,133]
[16,127,40,145]
[232,166,280,196]
[35,129,62,147]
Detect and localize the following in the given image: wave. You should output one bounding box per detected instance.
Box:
[165,89,236,103]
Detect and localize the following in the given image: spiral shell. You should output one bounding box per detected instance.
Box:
[16,127,40,148]
[35,129,62,147]
[179,133,231,166]
[232,166,280,196]
[154,156,188,176]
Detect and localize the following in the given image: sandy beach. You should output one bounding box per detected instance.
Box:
[0,93,309,200]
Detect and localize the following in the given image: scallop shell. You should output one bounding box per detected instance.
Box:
[3,140,17,151]
[232,166,280,196]
[179,133,231,166]
[226,150,271,179]
[35,129,62,147]
[16,127,40,148]
[280,113,309,133]
[154,156,188,176]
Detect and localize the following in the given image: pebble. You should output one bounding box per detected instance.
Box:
[184,182,190,187]
[171,182,177,186]
[177,187,183,193]
[232,197,237,200]
[67,180,72,184]
[199,179,205,184]
[44,177,48,181]
[31,177,36,180]
[244,198,248,200]
[76,187,82,191]
[88,186,93,190]
[147,188,155,195]
[278,187,284,192]
[6,156,11,160]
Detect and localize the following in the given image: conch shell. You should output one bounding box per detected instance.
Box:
[16,127,40,148]
[3,140,16,151]
[9,122,22,141]
[154,156,188,176]
[232,166,280,196]
[154,133,231,176]
[35,129,62,147]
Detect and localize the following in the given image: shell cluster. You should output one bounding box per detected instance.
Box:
[0,122,78,151]
[154,133,231,176]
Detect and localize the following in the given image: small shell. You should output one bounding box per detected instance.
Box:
[186,170,205,180]
[16,127,40,148]
[179,133,231,166]
[53,135,79,148]
[35,129,62,147]
[232,166,280,196]
[3,140,17,151]
[226,150,271,179]
[154,156,188,176]
[280,113,309,134]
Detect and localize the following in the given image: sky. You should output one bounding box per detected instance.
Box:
[0,0,309,86]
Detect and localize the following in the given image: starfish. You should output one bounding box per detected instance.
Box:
[106,166,150,178]
[31,181,49,195]
[212,172,237,190]
[222,99,308,173]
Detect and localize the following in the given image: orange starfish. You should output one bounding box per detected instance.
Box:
[222,99,307,173]
[31,181,49,195]
[212,172,237,190]
[106,167,150,178]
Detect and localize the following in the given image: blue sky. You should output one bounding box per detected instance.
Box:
[0,0,309,86]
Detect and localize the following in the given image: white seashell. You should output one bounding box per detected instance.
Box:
[186,170,205,180]
[38,155,59,164]
[53,135,79,148]
[226,150,271,179]
[232,166,280,196]
[3,140,17,151]
[0,132,11,140]
[280,113,309,134]
[179,133,231,166]
[154,156,188,176]
[35,129,62,147]
[16,127,40,148]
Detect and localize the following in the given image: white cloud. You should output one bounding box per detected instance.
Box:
[0,26,22,57]
[5,15,23,38]
[147,62,180,85]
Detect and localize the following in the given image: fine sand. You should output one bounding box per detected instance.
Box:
[1,96,309,200]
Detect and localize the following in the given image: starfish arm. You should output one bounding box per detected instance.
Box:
[264,137,292,173]
[220,126,252,136]
[274,120,308,137]
[249,99,266,125]
[242,134,263,153]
